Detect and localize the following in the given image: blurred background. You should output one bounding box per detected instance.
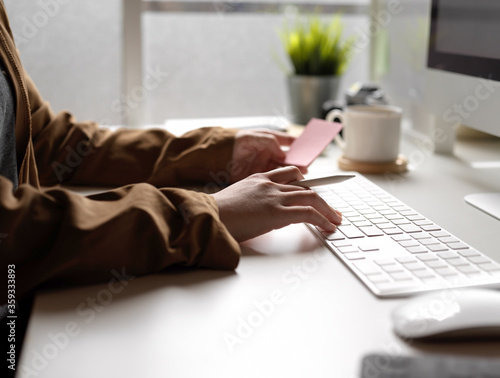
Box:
[4,0,375,126]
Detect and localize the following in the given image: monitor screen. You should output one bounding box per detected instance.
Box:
[428,0,500,81]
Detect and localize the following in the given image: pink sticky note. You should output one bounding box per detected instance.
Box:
[285,118,343,168]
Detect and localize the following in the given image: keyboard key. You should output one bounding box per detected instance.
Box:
[366,274,390,283]
[406,214,425,221]
[446,258,469,266]
[403,262,426,271]
[338,246,358,254]
[399,240,420,248]
[425,260,448,269]
[375,281,420,296]
[439,236,460,244]
[352,220,372,227]
[458,249,481,258]
[353,261,381,276]
[365,213,385,219]
[396,256,417,263]
[392,234,412,242]
[382,264,404,273]
[385,214,404,220]
[359,244,379,252]
[390,272,413,281]
[468,255,491,264]
[372,204,390,211]
[358,208,377,215]
[383,228,403,235]
[430,231,450,238]
[377,222,396,229]
[477,263,500,272]
[360,226,384,237]
[346,215,365,222]
[352,204,370,210]
[322,231,346,241]
[406,246,428,254]
[331,240,351,248]
[421,276,444,286]
[342,211,359,217]
[385,200,402,206]
[398,224,422,233]
[335,206,353,212]
[421,224,441,232]
[466,271,491,280]
[417,254,438,262]
[393,205,411,211]
[413,219,433,226]
[344,253,365,261]
[375,259,396,266]
[338,226,365,239]
[420,238,441,246]
[447,242,470,250]
[412,232,431,240]
[434,267,458,276]
[428,243,449,252]
[412,269,435,279]
[391,218,411,225]
[437,251,460,260]
[379,209,397,216]
[456,265,480,274]
[398,210,415,215]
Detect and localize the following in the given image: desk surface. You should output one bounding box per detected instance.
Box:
[17,134,500,378]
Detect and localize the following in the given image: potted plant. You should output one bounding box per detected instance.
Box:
[278,14,355,125]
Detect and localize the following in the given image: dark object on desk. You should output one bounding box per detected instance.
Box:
[361,353,500,378]
[346,82,388,106]
[321,99,344,121]
[321,83,389,127]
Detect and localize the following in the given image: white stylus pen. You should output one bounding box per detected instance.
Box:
[290,174,355,188]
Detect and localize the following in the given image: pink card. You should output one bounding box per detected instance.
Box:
[285,118,343,168]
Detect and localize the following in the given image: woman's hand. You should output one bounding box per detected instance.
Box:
[230,129,305,183]
[213,166,342,242]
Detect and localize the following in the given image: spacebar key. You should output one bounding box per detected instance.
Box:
[338,226,365,239]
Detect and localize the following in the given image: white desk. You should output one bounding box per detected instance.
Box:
[17,135,500,378]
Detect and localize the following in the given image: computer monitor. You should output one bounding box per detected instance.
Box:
[425,0,500,221]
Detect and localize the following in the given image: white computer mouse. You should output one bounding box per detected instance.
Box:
[391,288,500,340]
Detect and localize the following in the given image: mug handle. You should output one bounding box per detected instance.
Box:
[326,109,346,151]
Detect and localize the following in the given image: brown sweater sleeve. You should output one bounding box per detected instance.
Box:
[0,176,240,299]
[0,0,241,301]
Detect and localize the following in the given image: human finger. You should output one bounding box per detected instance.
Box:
[282,205,337,233]
[255,133,287,161]
[246,149,276,175]
[281,190,342,225]
[263,166,304,184]
[256,130,296,146]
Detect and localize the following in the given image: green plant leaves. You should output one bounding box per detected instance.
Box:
[278,14,355,76]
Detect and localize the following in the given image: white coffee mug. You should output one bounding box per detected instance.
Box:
[326,105,402,163]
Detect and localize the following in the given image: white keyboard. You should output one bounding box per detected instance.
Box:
[309,174,500,297]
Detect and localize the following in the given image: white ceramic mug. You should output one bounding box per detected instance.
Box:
[326,105,402,163]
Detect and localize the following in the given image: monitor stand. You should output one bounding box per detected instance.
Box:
[465,193,500,221]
